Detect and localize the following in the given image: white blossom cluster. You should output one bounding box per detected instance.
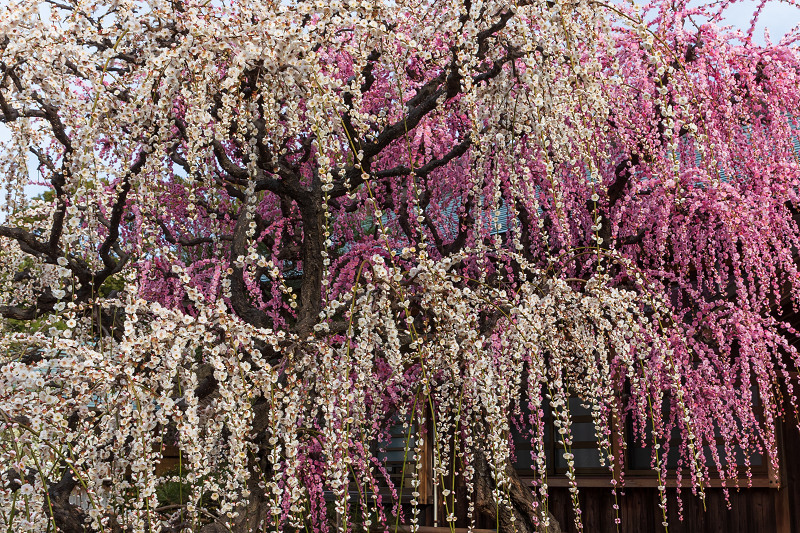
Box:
[0,248,716,532]
[1,0,798,530]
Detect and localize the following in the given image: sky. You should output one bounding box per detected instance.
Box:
[705,0,800,43]
[0,0,798,206]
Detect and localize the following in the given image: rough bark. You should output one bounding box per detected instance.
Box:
[474,449,562,533]
[229,206,271,329]
[296,196,324,336]
[45,467,91,533]
[198,464,269,533]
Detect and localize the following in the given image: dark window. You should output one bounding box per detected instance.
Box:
[512,397,607,475]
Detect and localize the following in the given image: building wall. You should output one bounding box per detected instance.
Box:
[543,486,780,533]
[533,397,800,533]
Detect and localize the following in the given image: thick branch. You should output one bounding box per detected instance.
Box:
[158,220,232,246]
[228,208,271,329]
[0,291,57,320]
[94,151,146,287]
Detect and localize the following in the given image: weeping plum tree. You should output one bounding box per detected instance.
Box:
[1,0,800,531]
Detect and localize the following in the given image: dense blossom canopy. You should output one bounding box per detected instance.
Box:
[1,0,800,531]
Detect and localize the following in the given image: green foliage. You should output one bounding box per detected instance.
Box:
[99,274,125,297]
[156,475,191,508]
[155,465,222,516]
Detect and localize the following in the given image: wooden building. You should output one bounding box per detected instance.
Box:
[375,388,800,533]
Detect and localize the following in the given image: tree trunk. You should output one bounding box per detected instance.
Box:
[296,196,324,336]
[47,468,87,533]
[199,459,270,533]
[200,403,273,533]
[473,450,562,533]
